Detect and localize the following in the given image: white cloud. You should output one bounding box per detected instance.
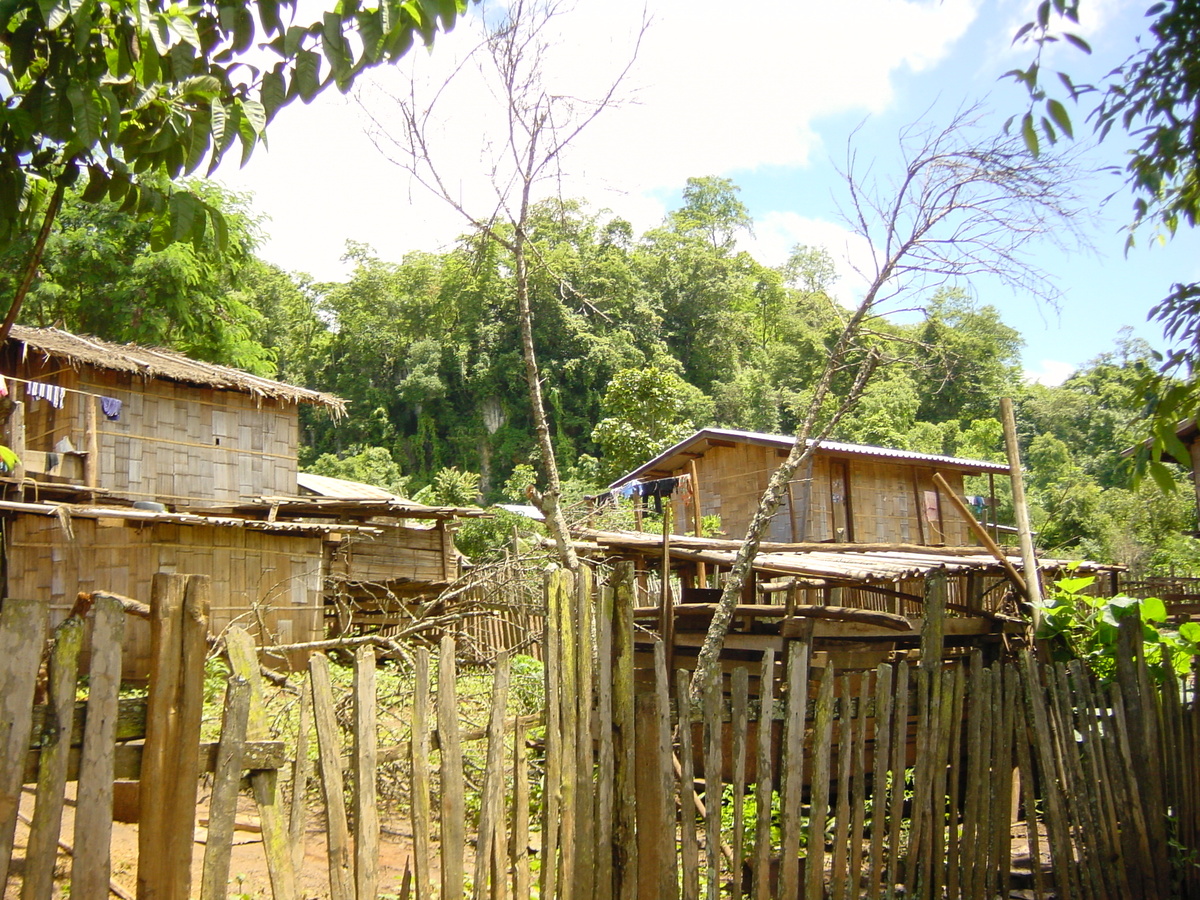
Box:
[1024,359,1076,386]
[741,211,875,306]
[218,0,982,280]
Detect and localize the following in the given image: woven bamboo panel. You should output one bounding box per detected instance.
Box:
[9,514,325,678]
[9,360,302,506]
[667,445,978,549]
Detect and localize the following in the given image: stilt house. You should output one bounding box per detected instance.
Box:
[0,326,478,676]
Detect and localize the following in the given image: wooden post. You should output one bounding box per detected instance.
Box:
[21,615,84,900]
[0,599,48,889]
[11,399,25,499]
[353,646,380,900]
[289,684,312,877]
[1000,397,1043,620]
[138,573,209,900]
[438,635,466,900]
[661,505,675,679]
[688,460,707,588]
[84,393,99,490]
[611,563,638,900]
[199,676,250,900]
[224,627,297,900]
[73,596,126,900]
[474,653,511,900]
[310,653,353,900]
[411,649,434,900]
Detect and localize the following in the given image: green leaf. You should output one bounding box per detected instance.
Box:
[180,75,222,97]
[67,82,102,148]
[1141,596,1168,624]
[38,0,68,30]
[1180,621,1200,644]
[1055,575,1095,595]
[210,101,228,151]
[1047,99,1073,139]
[260,68,286,122]
[167,13,201,51]
[1148,459,1176,494]
[0,445,19,471]
[240,98,266,136]
[293,48,320,102]
[170,190,197,243]
[81,165,109,202]
[1021,112,1040,157]
[257,0,281,35]
[1063,33,1091,54]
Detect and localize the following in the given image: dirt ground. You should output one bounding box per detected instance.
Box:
[5,783,420,899]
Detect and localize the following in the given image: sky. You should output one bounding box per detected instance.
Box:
[216,0,1200,386]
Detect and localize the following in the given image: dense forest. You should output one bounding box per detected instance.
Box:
[2,174,1195,575]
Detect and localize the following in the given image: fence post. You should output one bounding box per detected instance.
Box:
[137,573,208,900]
[0,599,48,889]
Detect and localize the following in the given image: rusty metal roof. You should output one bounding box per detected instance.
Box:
[578,529,1117,586]
[609,427,1010,489]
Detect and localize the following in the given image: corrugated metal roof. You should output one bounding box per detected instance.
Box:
[609,427,1009,489]
[579,529,1117,585]
[297,472,407,501]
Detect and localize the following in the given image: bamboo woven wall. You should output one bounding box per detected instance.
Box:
[12,358,300,506]
[330,522,452,587]
[7,514,325,677]
[673,444,973,546]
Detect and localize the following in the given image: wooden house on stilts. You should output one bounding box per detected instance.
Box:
[581,428,1117,683]
[0,326,482,676]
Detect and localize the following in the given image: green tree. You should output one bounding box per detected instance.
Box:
[5,176,275,372]
[1007,1,1200,486]
[591,366,705,480]
[0,0,468,336]
[304,445,410,497]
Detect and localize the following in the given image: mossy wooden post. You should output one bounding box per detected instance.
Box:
[225,626,297,900]
[729,666,749,900]
[0,599,48,889]
[573,567,596,900]
[596,577,616,900]
[634,641,676,900]
[804,666,835,900]
[289,684,312,877]
[411,649,434,900]
[438,635,466,900]
[553,567,578,900]
[199,676,250,900]
[73,596,125,900]
[541,570,564,900]
[353,646,380,900]
[310,653,352,900]
[138,573,208,900]
[675,670,699,900]
[752,648,776,900]
[474,652,510,900]
[21,614,84,900]
[611,562,638,900]
[779,637,811,900]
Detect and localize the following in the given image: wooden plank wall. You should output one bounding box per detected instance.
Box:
[674,444,974,547]
[7,515,325,677]
[14,358,301,506]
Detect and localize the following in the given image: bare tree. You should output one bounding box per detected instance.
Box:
[688,106,1083,699]
[362,0,645,571]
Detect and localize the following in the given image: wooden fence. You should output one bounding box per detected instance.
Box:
[5,564,1200,899]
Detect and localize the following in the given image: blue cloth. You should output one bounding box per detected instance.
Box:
[100,396,122,421]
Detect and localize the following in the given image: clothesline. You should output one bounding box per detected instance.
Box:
[1,374,122,420]
[602,473,694,514]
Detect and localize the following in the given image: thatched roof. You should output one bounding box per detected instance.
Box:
[8,326,344,412]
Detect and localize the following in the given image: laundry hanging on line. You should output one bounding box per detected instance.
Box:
[100,396,122,421]
[26,380,65,409]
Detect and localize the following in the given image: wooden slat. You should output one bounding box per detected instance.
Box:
[804,666,835,900]
[596,581,615,900]
[778,640,810,900]
[473,653,510,900]
[611,563,637,900]
[21,615,84,900]
[310,653,352,900]
[752,648,775,900]
[676,670,699,900]
[0,600,49,889]
[702,674,723,900]
[71,596,125,900]
[353,646,380,900]
[729,666,749,900]
[438,635,466,900]
[199,676,250,900]
[289,683,312,878]
[411,649,433,900]
[866,663,893,899]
